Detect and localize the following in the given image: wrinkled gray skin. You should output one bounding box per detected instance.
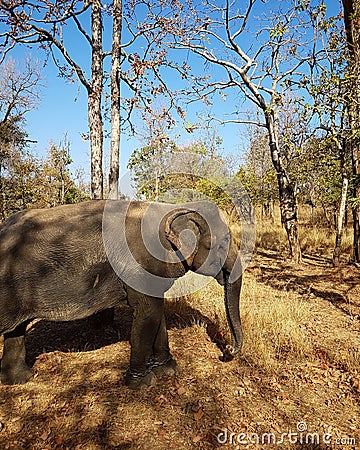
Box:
[0,200,242,389]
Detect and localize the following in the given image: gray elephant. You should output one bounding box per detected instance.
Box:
[0,200,243,389]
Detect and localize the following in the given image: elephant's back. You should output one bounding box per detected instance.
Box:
[0,201,128,327]
[1,201,104,258]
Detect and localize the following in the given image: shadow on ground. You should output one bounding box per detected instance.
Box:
[250,249,360,319]
[16,299,230,372]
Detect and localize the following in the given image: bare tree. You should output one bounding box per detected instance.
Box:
[0,56,41,117]
[0,1,181,200]
[108,0,122,199]
[0,1,106,198]
[0,57,42,219]
[0,56,41,161]
[167,0,324,262]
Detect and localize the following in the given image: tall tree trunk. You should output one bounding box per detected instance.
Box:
[268,198,274,224]
[60,163,65,205]
[333,144,349,266]
[108,0,122,199]
[265,111,302,263]
[0,162,5,222]
[89,1,104,200]
[277,167,302,263]
[350,119,360,260]
[342,0,360,262]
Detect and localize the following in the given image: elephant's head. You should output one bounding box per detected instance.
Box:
[164,201,243,360]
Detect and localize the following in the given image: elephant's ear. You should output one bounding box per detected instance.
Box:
[165,210,201,267]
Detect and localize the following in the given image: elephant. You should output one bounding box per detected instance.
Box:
[0,199,243,389]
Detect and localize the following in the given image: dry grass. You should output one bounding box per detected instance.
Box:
[167,275,315,375]
[241,278,314,373]
[0,205,359,449]
[255,204,353,261]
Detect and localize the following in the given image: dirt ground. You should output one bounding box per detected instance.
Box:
[0,249,359,449]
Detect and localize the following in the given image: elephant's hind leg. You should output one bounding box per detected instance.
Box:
[1,321,33,385]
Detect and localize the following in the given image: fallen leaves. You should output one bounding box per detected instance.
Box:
[40,429,51,441]
[193,408,204,422]
[177,386,186,396]
[350,378,360,392]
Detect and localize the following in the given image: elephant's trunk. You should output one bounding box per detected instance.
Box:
[221,268,243,361]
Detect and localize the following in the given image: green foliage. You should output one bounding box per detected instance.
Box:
[195,177,233,212]
[127,140,177,200]
[0,57,88,220]
[349,196,360,208]
[127,135,226,203]
[0,116,27,148]
[270,21,289,39]
[236,130,278,212]
[292,137,344,210]
[0,138,89,221]
[42,140,80,207]
[126,130,255,221]
[1,147,41,219]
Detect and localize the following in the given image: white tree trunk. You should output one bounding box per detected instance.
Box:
[108,0,122,199]
[89,1,104,200]
[265,110,302,263]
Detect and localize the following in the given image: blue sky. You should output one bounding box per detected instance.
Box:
[8,27,237,177]
[2,0,343,185]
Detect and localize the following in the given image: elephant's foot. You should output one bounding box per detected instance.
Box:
[151,357,179,377]
[0,363,34,385]
[124,369,157,390]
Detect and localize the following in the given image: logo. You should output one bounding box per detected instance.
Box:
[102,152,256,297]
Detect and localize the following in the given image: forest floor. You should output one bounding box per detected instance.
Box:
[0,247,359,449]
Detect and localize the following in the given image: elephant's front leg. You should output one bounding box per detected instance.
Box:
[125,294,164,390]
[1,321,34,385]
[151,312,178,377]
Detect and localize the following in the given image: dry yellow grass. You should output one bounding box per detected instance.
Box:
[241,277,314,373]
[255,203,353,260]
